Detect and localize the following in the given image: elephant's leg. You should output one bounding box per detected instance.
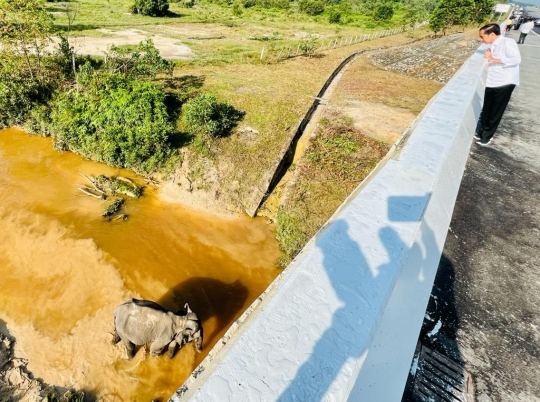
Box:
[122,339,136,359]
[195,336,203,352]
[111,330,121,345]
[167,340,178,358]
[150,342,166,357]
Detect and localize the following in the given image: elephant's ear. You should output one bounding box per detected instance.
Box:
[184,303,193,314]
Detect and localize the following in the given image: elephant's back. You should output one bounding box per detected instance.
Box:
[114,302,169,345]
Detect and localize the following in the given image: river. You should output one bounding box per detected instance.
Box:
[0,128,281,401]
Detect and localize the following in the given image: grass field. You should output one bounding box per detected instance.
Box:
[44,0,441,257]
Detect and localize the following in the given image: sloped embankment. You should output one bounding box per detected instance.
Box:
[369,34,480,82]
[273,32,480,264]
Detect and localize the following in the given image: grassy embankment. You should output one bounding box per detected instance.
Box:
[48,0,440,262]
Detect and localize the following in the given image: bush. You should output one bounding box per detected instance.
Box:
[182,94,243,139]
[256,0,290,9]
[232,2,243,15]
[328,10,341,23]
[298,0,325,15]
[47,72,176,173]
[131,0,169,16]
[104,39,172,79]
[299,36,318,55]
[0,60,53,128]
[182,93,244,155]
[373,3,394,21]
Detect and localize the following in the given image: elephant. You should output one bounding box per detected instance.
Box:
[112,298,203,359]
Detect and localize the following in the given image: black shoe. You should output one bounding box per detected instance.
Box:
[474,134,481,140]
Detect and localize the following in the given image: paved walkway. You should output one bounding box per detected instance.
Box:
[413,29,540,400]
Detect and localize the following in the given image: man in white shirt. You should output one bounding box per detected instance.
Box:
[475,23,521,146]
[518,17,535,44]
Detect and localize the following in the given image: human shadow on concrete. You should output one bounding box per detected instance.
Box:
[279,194,443,401]
[157,277,249,351]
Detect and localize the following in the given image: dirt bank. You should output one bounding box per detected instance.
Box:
[0,333,44,402]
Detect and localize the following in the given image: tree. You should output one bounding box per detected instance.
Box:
[0,0,54,79]
[131,0,170,16]
[403,0,437,27]
[429,0,476,34]
[470,0,494,24]
[373,2,394,21]
[0,0,54,126]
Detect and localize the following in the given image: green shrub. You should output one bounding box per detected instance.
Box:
[104,39,172,79]
[131,0,169,16]
[299,36,318,55]
[48,72,176,173]
[256,0,290,9]
[232,2,243,15]
[182,93,243,138]
[328,10,341,23]
[0,60,53,128]
[182,0,195,7]
[298,0,325,15]
[373,3,394,21]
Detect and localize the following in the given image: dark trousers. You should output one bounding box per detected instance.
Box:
[476,84,515,143]
[518,32,528,44]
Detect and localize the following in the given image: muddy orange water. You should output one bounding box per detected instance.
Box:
[0,128,282,401]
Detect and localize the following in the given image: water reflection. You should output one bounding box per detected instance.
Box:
[0,128,281,401]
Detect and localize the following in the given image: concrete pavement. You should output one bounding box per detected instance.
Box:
[412,28,540,401]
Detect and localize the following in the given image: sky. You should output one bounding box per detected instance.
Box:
[513,1,540,8]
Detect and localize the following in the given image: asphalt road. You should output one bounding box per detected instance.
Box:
[407,26,540,401]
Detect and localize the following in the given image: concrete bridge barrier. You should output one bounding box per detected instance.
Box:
[173,44,488,401]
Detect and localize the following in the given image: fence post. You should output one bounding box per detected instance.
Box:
[296,44,300,55]
[277,48,284,60]
[287,45,291,58]
[260,47,265,60]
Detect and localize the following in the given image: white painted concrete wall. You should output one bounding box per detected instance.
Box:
[172,47,488,402]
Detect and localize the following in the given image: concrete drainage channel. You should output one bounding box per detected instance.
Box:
[404,343,475,402]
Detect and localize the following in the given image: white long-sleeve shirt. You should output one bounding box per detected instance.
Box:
[519,21,535,34]
[486,35,521,87]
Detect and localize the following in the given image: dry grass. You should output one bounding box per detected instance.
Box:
[332,56,444,114]
[172,29,434,213]
[271,31,481,264]
[276,112,390,265]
